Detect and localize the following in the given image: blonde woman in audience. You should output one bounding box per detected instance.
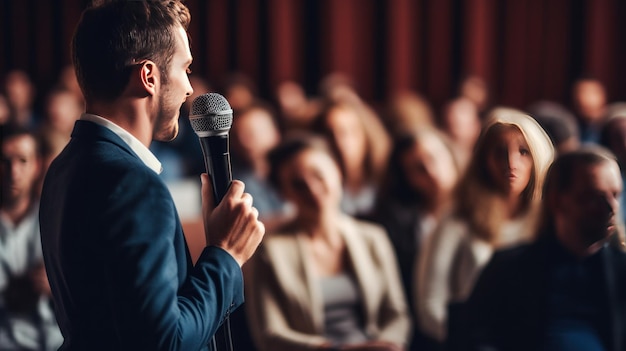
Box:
[416,108,555,345]
[245,133,411,351]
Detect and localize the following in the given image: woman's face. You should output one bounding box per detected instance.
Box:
[401,134,458,198]
[325,105,367,169]
[278,148,343,216]
[485,126,534,197]
[233,108,280,160]
[46,91,83,134]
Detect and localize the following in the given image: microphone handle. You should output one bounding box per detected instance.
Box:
[199,135,232,204]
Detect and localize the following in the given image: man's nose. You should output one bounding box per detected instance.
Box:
[600,194,618,216]
[10,162,20,179]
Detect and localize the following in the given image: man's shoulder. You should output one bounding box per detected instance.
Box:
[476,240,546,289]
[607,243,626,270]
[43,130,165,211]
[55,130,151,177]
[490,241,535,264]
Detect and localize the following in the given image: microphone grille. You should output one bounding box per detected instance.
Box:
[189,92,233,133]
[191,92,231,116]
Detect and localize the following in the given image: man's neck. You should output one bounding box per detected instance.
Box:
[1,197,33,226]
[86,99,154,147]
[555,228,606,259]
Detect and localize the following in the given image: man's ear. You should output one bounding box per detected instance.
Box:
[139,60,158,96]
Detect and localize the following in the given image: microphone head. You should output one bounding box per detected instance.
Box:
[189,92,233,137]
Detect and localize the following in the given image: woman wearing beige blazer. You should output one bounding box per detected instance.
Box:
[244,134,411,351]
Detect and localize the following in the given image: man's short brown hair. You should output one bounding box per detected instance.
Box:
[72,0,191,102]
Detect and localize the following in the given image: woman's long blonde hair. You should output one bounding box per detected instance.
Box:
[454,107,555,243]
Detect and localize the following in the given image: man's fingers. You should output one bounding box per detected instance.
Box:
[241,192,253,208]
[201,173,215,210]
[226,179,245,199]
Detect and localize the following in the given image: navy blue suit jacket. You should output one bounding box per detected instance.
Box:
[40,120,243,350]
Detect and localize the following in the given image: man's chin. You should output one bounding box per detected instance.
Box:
[154,125,179,142]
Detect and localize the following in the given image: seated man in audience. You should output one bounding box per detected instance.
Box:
[461,146,626,351]
[0,126,63,350]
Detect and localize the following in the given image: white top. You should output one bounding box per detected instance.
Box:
[415,214,534,341]
[81,114,162,174]
[0,205,64,350]
[0,206,41,290]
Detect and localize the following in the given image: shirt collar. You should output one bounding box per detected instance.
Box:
[80,113,163,174]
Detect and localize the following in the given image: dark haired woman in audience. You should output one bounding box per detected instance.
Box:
[373,128,460,350]
[244,133,411,351]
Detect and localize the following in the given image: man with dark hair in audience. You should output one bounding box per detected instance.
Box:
[460,146,626,351]
[38,1,264,350]
[0,126,63,350]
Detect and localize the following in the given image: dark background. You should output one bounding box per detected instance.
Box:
[2,0,626,113]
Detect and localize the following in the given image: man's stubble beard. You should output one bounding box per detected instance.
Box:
[153,79,180,142]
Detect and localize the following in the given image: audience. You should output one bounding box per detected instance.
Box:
[384,90,436,137]
[417,108,555,346]
[244,134,411,351]
[600,115,626,225]
[3,70,40,129]
[37,88,84,170]
[373,128,460,351]
[458,75,490,115]
[604,101,626,121]
[0,126,63,350]
[318,72,392,190]
[571,77,608,144]
[526,100,580,154]
[274,80,322,134]
[7,56,626,351]
[313,100,384,219]
[223,72,258,112]
[0,94,10,126]
[55,65,84,102]
[439,97,482,170]
[230,100,291,231]
[463,146,626,351]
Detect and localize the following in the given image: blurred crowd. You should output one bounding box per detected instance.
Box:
[2,66,626,351]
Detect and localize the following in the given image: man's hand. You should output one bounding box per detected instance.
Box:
[201,174,265,267]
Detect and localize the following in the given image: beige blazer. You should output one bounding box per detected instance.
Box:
[416,214,535,342]
[244,215,411,351]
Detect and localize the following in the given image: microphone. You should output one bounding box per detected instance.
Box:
[189,92,233,204]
